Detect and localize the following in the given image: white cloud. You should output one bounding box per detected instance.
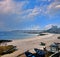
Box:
[0,0,60,21]
[36,0,60,17]
[23,25,41,30]
[36,0,49,2]
[27,7,42,18]
[0,0,46,19]
[0,0,59,20]
[55,5,60,8]
[44,24,54,30]
[46,0,60,17]
[44,24,60,30]
[0,0,28,14]
[20,7,43,20]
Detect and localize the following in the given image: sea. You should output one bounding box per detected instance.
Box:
[0,31,38,40]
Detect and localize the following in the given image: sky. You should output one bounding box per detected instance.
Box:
[0,0,60,31]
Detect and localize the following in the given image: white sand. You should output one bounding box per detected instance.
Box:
[1,33,60,57]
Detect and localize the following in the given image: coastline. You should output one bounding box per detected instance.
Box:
[1,33,60,57]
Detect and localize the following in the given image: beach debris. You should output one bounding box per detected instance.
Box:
[40,42,46,46]
[57,36,60,39]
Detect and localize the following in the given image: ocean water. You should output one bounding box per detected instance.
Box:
[0,32,38,40]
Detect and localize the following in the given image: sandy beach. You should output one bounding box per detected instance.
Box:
[1,33,60,57]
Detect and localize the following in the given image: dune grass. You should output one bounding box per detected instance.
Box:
[0,45,16,56]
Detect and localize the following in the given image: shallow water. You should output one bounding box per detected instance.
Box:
[0,32,38,40]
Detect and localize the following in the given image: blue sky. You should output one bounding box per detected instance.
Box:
[0,0,60,31]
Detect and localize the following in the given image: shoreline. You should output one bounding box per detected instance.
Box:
[1,33,60,57]
[11,33,54,41]
[7,33,54,52]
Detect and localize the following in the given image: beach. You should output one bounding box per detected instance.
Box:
[1,33,60,57]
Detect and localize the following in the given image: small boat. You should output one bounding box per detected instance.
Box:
[34,48,45,57]
[25,51,35,57]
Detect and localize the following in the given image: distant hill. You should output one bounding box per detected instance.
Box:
[0,25,60,34]
[45,25,60,34]
[0,30,44,35]
[11,30,43,34]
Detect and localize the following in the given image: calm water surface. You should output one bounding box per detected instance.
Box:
[0,32,38,40]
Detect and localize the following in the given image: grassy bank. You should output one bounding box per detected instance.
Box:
[0,45,17,56]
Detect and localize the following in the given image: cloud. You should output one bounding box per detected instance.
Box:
[0,0,60,31]
[21,7,42,20]
[0,0,31,22]
[0,0,59,20]
[46,0,60,17]
[27,7,42,18]
[0,0,60,19]
[44,24,60,30]
[55,5,60,8]
[0,0,28,14]
[36,0,51,2]
[23,25,41,30]
[23,0,60,19]
[0,0,40,21]
[44,24,54,30]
